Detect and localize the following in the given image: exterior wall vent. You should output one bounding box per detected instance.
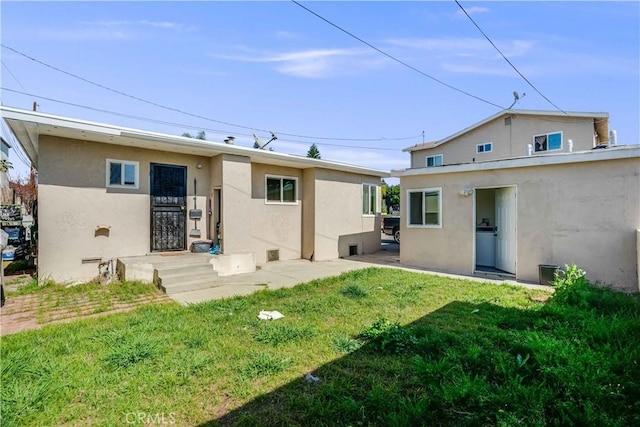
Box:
[349,245,358,256]
[267,249,280,262]
[81,257,102,264]
[504,117,512,126]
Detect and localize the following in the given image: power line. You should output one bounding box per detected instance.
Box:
[1,121,32,169]
[454,0,567,115]
[291,0,506,110]
[1,44,422,143]
[1,60,27,91]
[1,87,406,152]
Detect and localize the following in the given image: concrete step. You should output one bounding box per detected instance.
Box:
[159,278,226,294]
[158,271,219,287]
[156,264,215,278]
[118,253,215,282]
[147,254,214,269]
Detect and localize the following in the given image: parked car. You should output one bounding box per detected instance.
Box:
[382,216,400,243]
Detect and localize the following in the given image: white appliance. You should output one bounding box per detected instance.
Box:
[476,231,495,267]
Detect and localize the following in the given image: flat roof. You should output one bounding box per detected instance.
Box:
[0,106,389,178]
[393,145,639,177]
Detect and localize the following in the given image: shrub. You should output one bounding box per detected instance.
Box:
[551,264,590,308]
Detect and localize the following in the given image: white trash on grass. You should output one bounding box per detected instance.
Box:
[305,373,320,383]
[257,310,285,320]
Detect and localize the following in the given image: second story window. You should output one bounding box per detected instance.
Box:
[533,132,562,152]
[426,154,443,167]
[476,142,493,153]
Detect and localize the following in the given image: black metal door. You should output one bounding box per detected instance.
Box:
[150,163,187,251]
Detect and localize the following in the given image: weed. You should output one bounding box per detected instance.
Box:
[332,335,363,353]
[360,318,418,354]
[102,332,159,369]
[253,323,315,346]
[238,352,291,378]
[341,283,369,298]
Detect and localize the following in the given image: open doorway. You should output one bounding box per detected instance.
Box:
[474,186,516,275]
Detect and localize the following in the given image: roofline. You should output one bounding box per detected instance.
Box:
[403,109,609,152]
[393,145,639,177]
[0,106,389,178]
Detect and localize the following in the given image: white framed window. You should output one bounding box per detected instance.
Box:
[265,175,298,204]
[407,187,442,228]
[533,131,562,152]
[426,154,443,167]
[476,142,493,153]
[106,159,139,188]
[362,183,378,216]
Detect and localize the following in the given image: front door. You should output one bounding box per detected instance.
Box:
[150,163,187,251]
[495,187,516,274]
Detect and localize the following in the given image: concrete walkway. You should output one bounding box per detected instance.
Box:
[169,247,553,305]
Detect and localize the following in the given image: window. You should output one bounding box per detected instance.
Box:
[107,159,138,188]
[407,188,442,227]
[476,142,493,153]
[426,154,443,167]
[266,175,298,204]
[362,183,378,215]
[533,132,562,152]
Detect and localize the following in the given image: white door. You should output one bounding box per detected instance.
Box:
[495,187,516,274]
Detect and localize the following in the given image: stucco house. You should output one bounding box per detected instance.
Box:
[1,106,388,284]
[394,109,640,292]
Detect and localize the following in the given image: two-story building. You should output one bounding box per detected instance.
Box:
[394,109,640,292]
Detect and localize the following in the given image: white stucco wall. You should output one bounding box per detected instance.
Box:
[313,169,381,261]
[250,163,303,264]
[401,155,640,292]
[411,114,599,168]
[38,135,210,282]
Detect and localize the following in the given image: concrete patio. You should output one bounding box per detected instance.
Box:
[118,237,552,305]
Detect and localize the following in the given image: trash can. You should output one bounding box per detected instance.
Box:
[538,264,560,285]
[190,240,212,253]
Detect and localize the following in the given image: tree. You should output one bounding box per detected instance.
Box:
[182,131,206,140]
[9,168,37,215]
[382,181,400,213]
[307,143,321,159]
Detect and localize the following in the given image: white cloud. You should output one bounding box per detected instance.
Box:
[440,62,514,76]
[38,19,190,41]
[456,6,490,17]
[209,47,378,79]
[384,37,535,75]
[82,20,186,30]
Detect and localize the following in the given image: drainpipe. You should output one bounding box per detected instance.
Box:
[567,139,573,153]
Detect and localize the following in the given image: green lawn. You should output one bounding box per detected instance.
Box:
[1,267,639,426]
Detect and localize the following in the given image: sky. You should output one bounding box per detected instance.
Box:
[1,1,638,183]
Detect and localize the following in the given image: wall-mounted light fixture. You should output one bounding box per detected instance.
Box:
[196,162,203,169]
[459,188,474,197]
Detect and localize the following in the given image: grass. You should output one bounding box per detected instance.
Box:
[1,266,639,426]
